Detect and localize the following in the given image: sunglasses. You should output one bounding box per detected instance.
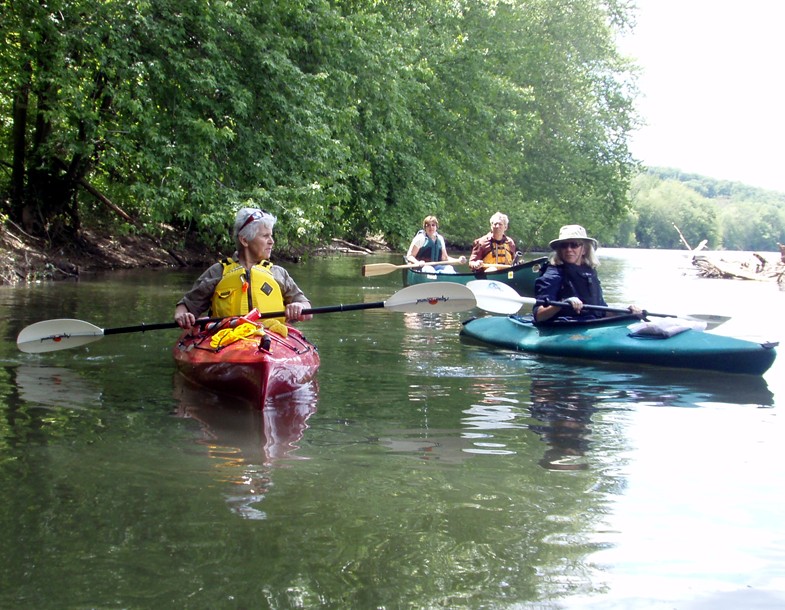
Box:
[239,209,270,232]
[558,241,584,249]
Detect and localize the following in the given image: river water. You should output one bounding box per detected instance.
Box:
[1,249,783,609]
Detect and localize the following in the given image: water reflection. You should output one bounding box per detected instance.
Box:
[458,345,775,473]
[0,364,106,453]
[528,375,595,471]
[14,364,102,410]
[461,385,525,456]
[524,362,774,471]
[400,311,466,371]
[574,364,775,409]
[378,378,529,464]
[173,378,318,519]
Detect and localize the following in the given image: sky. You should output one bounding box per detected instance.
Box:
[617,0,785,193]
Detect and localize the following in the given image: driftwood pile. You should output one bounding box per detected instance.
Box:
[692,247,785,284]
[673,224,784,284]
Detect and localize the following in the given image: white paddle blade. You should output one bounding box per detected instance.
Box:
[17,319,105,353]
[384,282,476,313]
[466,280,535,314]
[684,314,731,330]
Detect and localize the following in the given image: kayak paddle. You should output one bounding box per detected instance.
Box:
[466,280,731,328]
[17,282,477,354]
[362,257,466,277]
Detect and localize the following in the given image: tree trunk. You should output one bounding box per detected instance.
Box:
[10,64,31,215]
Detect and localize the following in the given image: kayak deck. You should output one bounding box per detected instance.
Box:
[173,322,320,404]
[460,314,778,375]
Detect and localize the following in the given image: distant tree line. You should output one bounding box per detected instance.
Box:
[1,0,639,256]
[613,168,785,252]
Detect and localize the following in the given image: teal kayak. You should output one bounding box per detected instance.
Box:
[403,257,547,297]
[460,314,778,375]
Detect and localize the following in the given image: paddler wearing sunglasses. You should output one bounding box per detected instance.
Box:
[533,225,640,323]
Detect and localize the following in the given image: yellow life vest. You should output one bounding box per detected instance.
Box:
[482,240,514,266]
[211,258,285,321]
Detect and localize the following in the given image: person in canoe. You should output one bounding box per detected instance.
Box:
[405,215,467,273]
[533,224,640,323]
[174,208,313,330]
[468,211,518,271]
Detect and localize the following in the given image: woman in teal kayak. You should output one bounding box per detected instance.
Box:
[533,225,640,323]
[173,208,312,330]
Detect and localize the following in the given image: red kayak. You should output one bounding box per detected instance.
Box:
[173,317,320,405]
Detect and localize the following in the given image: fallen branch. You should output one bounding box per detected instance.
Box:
[673,223,692,250]
[330,238,373,254]
[673,223,707,252]
[77,176,136,225]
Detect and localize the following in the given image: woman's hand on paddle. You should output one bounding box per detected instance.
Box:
[286,302,313,322]
[565,296,583,312]
[627,304,643,315]
[174,304,195,330]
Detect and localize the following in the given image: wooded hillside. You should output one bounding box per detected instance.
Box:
[620,168,785,252]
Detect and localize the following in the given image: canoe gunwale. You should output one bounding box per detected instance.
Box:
[406,257,548,281]
[403,256,548,297]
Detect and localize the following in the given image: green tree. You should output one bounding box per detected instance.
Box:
[631,176,719,249]
[1,0,640,256]
[720,204,785,251]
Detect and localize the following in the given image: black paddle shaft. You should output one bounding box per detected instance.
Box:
[540,298,667,318]
[103,302,388,336]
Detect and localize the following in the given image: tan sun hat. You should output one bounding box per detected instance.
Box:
[548,225,598,250]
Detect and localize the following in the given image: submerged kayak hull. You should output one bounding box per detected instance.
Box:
[460,314,777,375]
[403,257,547,297]
[173,324,320,404]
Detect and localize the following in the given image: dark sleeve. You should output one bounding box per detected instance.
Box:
[594,271,608,307]
[532,265,563,317]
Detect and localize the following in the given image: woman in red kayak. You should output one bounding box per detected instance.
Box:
[174,208,312,330]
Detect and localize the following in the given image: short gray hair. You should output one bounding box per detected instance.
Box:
[233,207,277,248]
[490,212,509,227]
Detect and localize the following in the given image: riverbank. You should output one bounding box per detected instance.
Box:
[0,221,388,285]
[0,221,216,285]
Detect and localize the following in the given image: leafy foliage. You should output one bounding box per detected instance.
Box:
[1,0,639,255]
[619,168,785,251]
